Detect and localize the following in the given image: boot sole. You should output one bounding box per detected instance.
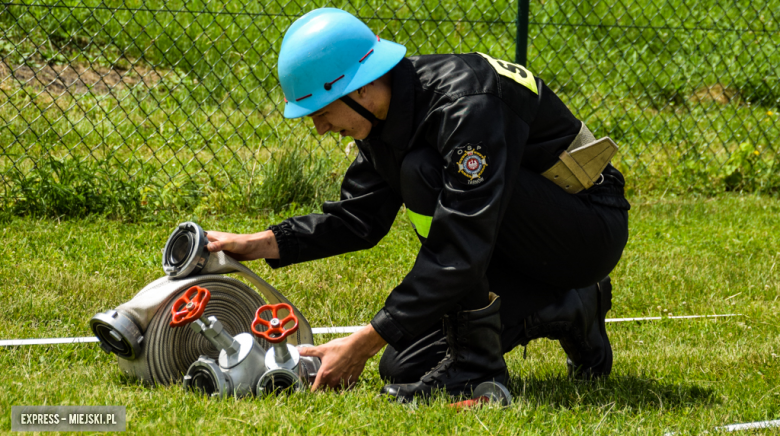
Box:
[382,370,510,404]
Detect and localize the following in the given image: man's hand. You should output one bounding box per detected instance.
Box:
[205,230,279,261]
[299,325,387,391]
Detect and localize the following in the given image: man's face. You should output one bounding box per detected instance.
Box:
[308,97,373,140]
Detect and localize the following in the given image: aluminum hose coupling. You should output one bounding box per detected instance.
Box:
[170,286,268,398]
[162,221,210,278]
[252,303,321,396]
[88,309,144,360]
[89,221,210,361]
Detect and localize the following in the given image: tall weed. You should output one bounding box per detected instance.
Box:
[2,149,344,219]
[5,155,150,219]
[626,142,780,196]
[247,148,342,213]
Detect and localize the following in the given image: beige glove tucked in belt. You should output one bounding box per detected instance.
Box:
[541,122,618,194]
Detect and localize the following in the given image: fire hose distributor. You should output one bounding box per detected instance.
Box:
[252,303,321,395]
[170,286,268,398]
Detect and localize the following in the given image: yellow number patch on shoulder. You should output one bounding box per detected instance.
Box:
[477,52,538,95]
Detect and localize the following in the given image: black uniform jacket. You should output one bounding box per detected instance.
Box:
[267,54,630,349]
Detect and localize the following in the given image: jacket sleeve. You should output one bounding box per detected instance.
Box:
[266,148,403,268]
[371,93,531,348]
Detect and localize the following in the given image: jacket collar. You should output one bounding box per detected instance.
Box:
[378,58,415,151]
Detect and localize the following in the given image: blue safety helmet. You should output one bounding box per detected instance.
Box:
[278,8,407,119]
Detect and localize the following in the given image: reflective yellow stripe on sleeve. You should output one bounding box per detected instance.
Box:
[406,209,432,238]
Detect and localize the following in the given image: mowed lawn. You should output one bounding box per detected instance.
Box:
[0,193,778,434]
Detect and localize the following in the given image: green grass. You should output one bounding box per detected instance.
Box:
[1,193,779,434]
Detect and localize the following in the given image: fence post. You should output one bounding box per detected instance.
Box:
[515,0,529,66]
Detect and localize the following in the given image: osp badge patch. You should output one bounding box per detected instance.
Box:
[456,144,488,185]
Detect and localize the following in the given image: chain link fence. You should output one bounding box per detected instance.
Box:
[0,0,778,215]
[527,0,780,193]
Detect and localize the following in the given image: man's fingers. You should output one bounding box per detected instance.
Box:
[310,367,324,392]
[301,345,325,391]
[298,345,323,358]
[206,240,224,252]
[205,231,224,252]
[204,231,235,253]
[300,335,371,391]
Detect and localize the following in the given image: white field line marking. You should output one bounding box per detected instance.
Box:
[311,326,362,334]
[664,419,780,435]
[606,314,741,323]
[0,337,101,346]
[718,419,780,432]
[0,314,741,347]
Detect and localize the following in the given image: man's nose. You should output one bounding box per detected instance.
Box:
[312,117,330,135]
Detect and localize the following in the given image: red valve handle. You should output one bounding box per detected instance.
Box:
[169,286,211,327]
[251,303,299,343]
[448,396,489,411]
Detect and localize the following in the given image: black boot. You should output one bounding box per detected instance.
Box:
[516,277,613,379]
[380,293,509,403]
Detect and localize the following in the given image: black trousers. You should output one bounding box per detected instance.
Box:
[379,146,629,383]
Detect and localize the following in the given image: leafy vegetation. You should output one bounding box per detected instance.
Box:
[1,0,779,217]
[1,143,344,220]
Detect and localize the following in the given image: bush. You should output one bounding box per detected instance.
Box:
[247,148,342,213]
[5,156,148,219]
[2,149,345,219]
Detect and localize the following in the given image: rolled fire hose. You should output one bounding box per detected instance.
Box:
[89,222,313,386]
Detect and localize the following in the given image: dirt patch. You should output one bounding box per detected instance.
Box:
[0,61,163,95]
[690,83,739,105]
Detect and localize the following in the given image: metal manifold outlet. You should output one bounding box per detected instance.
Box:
[252,304,321,396]
[173,287,320,398]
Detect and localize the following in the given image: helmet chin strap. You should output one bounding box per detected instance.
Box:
[340,95,379,125]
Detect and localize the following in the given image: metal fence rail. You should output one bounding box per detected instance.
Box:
[0,0,778,211]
